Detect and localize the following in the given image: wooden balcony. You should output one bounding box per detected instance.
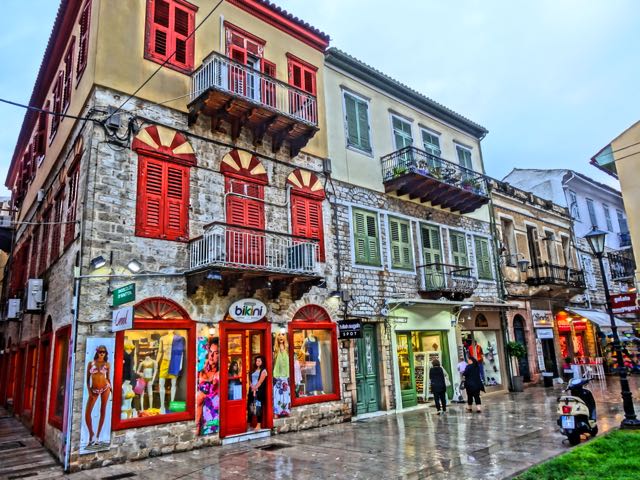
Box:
[188,52,318,156]
[526,262,586,289]
[417,263,478,301]
[381,147,489,214]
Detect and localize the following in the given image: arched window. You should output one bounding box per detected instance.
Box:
[132,125,196,241]
[287,169,325,261]
[113,298,195,430]
[288,305,339,406]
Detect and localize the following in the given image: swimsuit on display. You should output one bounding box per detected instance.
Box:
[89,362,110,395]
[159,336,176,379]
[168,335,185,376]
[123,350,135,382]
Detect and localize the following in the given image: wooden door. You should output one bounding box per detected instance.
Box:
[219,322,272,438]
[33,335,52,440]
[513,316,531,382]
[355,324,380,414]
[225,180,265,268]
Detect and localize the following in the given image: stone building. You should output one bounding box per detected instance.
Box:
[0,0,352,471]
[489,179,591,382]
[323,48,507,416]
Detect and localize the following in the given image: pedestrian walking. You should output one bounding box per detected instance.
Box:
[463,356,485,413]
[429,359,447,414]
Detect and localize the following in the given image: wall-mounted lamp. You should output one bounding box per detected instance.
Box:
[278,323,287,335]
[126,259,142,273]
[501,253,530,273]
[329,290,343,299]
[90,255,107,270]
[208,323,217,336]
[206,269,222,281]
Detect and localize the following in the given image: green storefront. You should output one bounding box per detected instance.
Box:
[389,300,462,409]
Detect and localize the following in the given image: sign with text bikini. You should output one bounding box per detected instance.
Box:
[228,299,267,323]
[79,337,115,455]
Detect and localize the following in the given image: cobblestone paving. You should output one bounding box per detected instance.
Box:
[15,378,640,479]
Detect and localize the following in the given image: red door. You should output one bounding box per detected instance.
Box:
[219,321,272,438]
[33,334,52,440]
[225,179,265,268]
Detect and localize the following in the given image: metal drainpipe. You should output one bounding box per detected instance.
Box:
[486,184,515,391]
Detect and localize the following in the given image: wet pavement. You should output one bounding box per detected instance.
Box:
[6,377,640,479]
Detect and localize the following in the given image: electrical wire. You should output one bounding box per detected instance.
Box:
[0,97,102,123]
[105,0,224,123]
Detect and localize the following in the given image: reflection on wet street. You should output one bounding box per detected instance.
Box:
[63,377,638,479]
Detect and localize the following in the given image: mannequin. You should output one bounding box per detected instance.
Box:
[302,332,323,394]
[136,356,157,411]
[123,341,136,383]
[157,331,185,413]
[121,380,134,419]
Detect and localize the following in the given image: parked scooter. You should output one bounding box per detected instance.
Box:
[556,376,598,445]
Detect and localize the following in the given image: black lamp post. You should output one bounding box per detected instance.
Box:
[584,227,640,428]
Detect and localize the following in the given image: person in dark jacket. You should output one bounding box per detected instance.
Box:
[463,356,485,413]
[429,359,447,414]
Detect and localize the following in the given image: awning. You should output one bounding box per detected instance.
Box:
[565,308,633,331]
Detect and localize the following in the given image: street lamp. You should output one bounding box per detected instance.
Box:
[584,227,640,428]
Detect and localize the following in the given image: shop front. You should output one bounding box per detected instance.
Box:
[460,308,507,392]
[531,309,559,377]
[554,310,598,363]
[388,301,459,409]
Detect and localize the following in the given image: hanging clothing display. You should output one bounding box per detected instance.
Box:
[169,334,186,376]
[305,336,323,393]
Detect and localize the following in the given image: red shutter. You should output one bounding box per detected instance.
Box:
[164,164,189,241]
[50,190,65,262]
[77,0,91,77]
[229,45,247,95]
[64,165,80,247]
[62,39,74,111]
[147,0,195,70]
[35,103,49,158]
[291,195,324,261]
[151,0,171,57]
[51,74,63,137]
[29,226,40,279]
[136,157,164,238]
[172,4,191,66]
[225,178,265,265]
[261,59,276,107]
[38,209,51,276]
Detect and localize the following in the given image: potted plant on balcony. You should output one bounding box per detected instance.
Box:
[506,341,527,392]
[392,165,408,178]
[460,177,481,192]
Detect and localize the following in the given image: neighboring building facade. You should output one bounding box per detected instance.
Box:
[503,169,636,363]
[1,0,355,471]
[489,179,589,380]
[324,48,507,416]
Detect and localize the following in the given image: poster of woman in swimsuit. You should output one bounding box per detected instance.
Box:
[80,337,115,454]
[196,336,220,435]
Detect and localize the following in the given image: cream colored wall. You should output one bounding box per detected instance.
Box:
[17,0,99,222]
[611,124,640,284]
[94,0,327,158]
[325,63,488,221]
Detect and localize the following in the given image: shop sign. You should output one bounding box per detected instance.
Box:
[111,306,133,332]
[112,283,135,306]
[610,293,639,314]
[536,328,554,339]
[572,320,587,332]
[229,298,267,323]
[532,310,553,328]
[338,318,362,339]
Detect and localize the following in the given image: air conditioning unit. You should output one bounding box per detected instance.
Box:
[0,216,11,228]
[7,299,21,319]
[26,279,45,311]
[287,243,315,271]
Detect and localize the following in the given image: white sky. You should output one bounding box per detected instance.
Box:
[2,0,639,195]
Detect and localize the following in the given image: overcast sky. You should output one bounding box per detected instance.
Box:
[2,0,638,196]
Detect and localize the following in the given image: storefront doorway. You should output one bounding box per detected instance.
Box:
[33,331,52,440]
[513,315,531,382]
[219,321,272,438]
[396,330,452,408]
[355,324,380,415]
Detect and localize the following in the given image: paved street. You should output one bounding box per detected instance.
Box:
[6,377,627,480]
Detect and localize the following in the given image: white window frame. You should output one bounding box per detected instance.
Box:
[602,204,613,231]
[390,114,413,151]
[586,198,598,228]
[455,144,474,173]
[420,127,441,158]
[341,88,373,157]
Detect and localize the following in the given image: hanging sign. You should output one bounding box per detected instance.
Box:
[536,328,554,339]
[112,283,135,306]
[338,318,362,339]
[111,306,133,332]
[532,310,553,328]
[610,293,639,314]
[229,298,267,323]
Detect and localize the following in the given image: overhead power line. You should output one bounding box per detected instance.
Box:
[0,98,100,123]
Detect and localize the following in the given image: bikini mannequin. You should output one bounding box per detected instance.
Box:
[121,380,134,419]
[136,356,157,411]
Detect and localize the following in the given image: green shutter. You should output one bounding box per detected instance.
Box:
[345,93,371,152]
[450,231,468,268]
[474,236,493,280]
[353,208,380,266]
[389,217,413,270]
[421,224,443,289]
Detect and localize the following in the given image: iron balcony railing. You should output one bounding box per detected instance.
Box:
[380,146,489,196]
[417,263,479,295]
[191,51,318,126]
[619,232,632,248]
[526,262,585,287]
[189,222,321,276]
[608,249,636,281]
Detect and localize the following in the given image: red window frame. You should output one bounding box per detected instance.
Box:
[286,54,317,95]
[62,37,75,113]
[76,0,91,81]
[145,0,197,74]
[34,102,49,161]
[38,207,51,276]
[291,194,325,261]
[50,73,63,140]
[22,341,38,417]
[112,298,196,430]
[135,155,190,241]
[48,326,71,430]
[288,306,340,407]
[64,162,81,248]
